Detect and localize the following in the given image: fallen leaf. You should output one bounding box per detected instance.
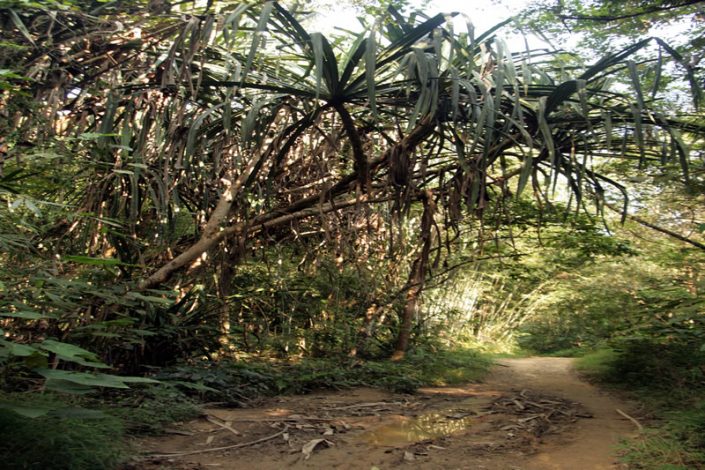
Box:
[403,451,415,462]
[301,438,333,460]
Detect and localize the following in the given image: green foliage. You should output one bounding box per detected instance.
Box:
[156,347,489,399]
[105,385,201,435]
[622,418,705,470]
[574,348,619,377]
[0,394,127,470]
[576,347,705,469]
[221,251,402,358]
[424,199,636,351]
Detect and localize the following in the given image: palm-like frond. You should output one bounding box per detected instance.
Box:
[1,1,703,288]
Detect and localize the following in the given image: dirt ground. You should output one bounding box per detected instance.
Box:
[131,357,638,469]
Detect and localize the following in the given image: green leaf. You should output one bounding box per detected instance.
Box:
[78,132,119,140]
[125,291,172,304]
[0,310,55,320]
[0,339,44,357]
[51,407,106,419]
[9,10,35,46]
[44,379,96,394]
[39,340,110,369]
[63,255,122,266]
[365,26,377,117]
[545,80,578,116]
[0,402,51,418]
[118,376,160,384]
[36,369,130,389]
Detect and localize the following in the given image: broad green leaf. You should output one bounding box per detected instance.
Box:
[118,376,160,384]
[36,369,130,389]
[39,340,110,369]
[0,402,51,418]
[44,379,95,394]
[0,339,44,357]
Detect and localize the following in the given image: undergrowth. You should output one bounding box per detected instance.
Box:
[576,347,705,469]
[0,347,489,469]
[0,393,127,470]
[157,347,491,400]
[103,385,201,435]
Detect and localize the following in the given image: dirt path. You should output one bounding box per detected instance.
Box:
[134,357,637,469]
[492,357,636,469]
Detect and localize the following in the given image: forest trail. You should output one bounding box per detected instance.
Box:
[491,357,636,469]
[136,357,637,469]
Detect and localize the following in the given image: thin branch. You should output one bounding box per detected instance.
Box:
[605,203,705,251]
[148,426,288,458]
[559,0,705,23]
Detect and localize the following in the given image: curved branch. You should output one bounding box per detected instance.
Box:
[333,102,369,192]
[559,0,705,23]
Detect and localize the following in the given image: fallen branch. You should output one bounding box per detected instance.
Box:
[616,408,643,432]
[323,401,402,411]
[148,426,288,458]
[206,415,241,436]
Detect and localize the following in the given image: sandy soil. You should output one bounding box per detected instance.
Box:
[131,357,638,470]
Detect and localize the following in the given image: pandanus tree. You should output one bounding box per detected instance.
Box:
[1,0,703,360]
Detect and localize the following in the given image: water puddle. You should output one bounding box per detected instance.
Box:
[360,396,492,446]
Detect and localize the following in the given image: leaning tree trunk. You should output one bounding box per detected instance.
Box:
[137,116,437,291]
[391,190,435,361]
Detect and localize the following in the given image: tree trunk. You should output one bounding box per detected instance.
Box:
[391,190,435,361]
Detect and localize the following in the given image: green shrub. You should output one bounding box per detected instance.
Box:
[604,339,705,389]
[105,385,201,435]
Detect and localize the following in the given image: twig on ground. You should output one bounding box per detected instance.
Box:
[616,408,643,432]
[323,401,402,410]
[206,415,241,436]
[148,426,288,458]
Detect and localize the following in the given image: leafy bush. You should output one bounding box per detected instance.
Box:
[606,338,705,389]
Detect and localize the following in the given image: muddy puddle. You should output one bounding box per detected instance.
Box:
[360,396,493,446]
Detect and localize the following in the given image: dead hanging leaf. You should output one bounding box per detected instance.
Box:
[301,438,333,460]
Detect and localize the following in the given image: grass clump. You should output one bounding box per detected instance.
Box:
[620,404,705,470]
[574,345,705,469]
[574,348,618,378]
